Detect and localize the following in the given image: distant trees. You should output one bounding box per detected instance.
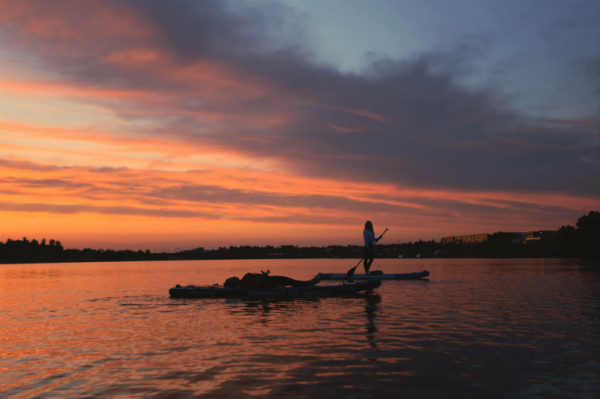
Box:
[556,225,577,257]
[1,211,598,264]
[0,240,169,263]
[577,211,600,257]
[556,211,600,258]
[0,237,64,261]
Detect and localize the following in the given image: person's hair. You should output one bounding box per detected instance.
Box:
[364,221,374,233]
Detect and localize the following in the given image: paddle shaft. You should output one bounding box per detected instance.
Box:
[377,228,389,242]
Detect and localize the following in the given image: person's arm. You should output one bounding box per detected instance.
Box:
[374,228,389,243]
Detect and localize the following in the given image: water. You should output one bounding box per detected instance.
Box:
[1,258,598,398]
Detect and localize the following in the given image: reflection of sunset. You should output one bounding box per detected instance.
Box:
[1,259,597,397]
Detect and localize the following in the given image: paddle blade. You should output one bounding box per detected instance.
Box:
[346,265,358,279]
[347,259,363,279]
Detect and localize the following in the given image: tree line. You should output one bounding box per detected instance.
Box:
[1,211,598,264]
[554,211,600,258]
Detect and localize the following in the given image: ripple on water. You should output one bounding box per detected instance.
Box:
[0,259,599,398]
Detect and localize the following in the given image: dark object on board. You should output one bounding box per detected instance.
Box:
[223,271,319,289]
[169,279,381,299]
[318,270,430,280]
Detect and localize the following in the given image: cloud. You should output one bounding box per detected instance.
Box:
[0,159,593,233]
[1,0,598,236]
[0,177,93,189]
[0,201,212,219]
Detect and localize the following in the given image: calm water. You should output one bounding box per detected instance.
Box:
[1,259,598,398]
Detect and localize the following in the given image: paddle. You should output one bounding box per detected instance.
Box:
[346,228,388,279]
[346,258,364,280]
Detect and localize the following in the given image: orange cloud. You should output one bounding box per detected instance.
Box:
[1,154,594,250]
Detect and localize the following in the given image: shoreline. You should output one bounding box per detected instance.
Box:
[1,254,594,266]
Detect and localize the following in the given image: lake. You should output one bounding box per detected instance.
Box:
[0,258,598,398]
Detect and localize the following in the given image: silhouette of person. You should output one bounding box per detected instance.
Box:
[363,221,384,273]
[224,270,320,289]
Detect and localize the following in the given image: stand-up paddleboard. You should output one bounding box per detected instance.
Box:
[169,279,381,299]
[317,270,430,280]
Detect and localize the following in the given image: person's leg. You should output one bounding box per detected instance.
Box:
[365,256,374,273]
[364,246,374,273]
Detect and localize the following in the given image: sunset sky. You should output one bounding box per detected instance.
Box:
[1,0,598,251]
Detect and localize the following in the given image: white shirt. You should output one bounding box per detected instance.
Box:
[364,230,376,247]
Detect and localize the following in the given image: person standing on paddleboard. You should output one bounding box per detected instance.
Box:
[363,221,385,274]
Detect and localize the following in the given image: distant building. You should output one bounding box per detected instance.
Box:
[443,231,557,245]
[441,234,490,245]
[181,247,204,253]
[441,236,455,245]
[490,232,521,245]
[515,230,557,244]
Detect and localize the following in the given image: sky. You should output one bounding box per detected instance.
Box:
[1,0,598,251]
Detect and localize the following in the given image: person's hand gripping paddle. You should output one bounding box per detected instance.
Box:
[346,228,388,279]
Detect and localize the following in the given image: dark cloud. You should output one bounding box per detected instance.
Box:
[1,0,598,200]
[0,177,94,190]
[0,201,211,219]
[0,159,129,174]
[149,183,424,214]
[0,159,67,172]
[0,200,364,226]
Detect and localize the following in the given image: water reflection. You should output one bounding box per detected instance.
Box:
[1,259,599,399]
[362,293,381,348]
[0,267,64,280]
